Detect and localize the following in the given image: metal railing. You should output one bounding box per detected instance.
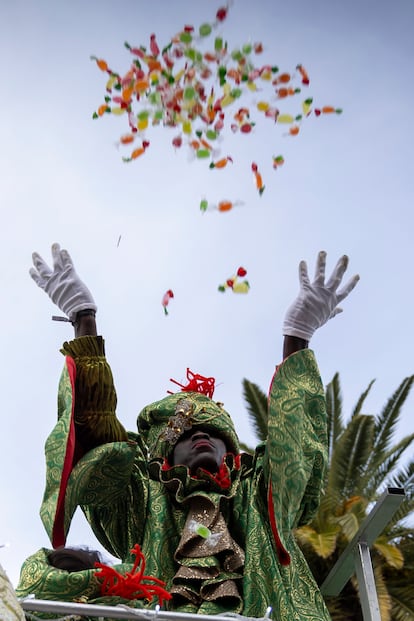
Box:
[20,600,271,621]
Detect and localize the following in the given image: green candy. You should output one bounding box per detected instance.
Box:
[199,23,212,37]
[195,524,211,538]
[179,32,192,44]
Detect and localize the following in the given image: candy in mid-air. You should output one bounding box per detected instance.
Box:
[200,198,244,213]
[251,162,265,195]
[314,106,343,116]
[90,2,343,200]
[162,289,174,315]
[209,156,233,169]
[122,140,150,162]
[218,266,250,293]
[296,64,310,85]
[272,155,285,169]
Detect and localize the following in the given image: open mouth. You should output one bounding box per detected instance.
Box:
[193,440,213,450]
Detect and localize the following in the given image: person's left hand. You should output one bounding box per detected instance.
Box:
[283,251,360,341]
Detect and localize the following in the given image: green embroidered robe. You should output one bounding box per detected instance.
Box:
[36,336,331,620]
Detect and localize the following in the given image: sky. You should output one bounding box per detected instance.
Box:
[1,0,414,588]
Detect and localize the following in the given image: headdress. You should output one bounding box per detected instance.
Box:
[137,369,240,458]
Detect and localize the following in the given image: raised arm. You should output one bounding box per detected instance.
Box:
[30,245,143,552]
[266,252,360,565]
[30,243,127,452]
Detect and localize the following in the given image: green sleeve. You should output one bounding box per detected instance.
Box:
[15,548,101,602]
[40,337,148,554]
[267,349,328,546]
[60,336,128,452]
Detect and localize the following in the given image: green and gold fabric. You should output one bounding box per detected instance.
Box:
[26,336,331,620]
[15,548,146,620]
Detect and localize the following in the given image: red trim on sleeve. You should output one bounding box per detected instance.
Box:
[52,356,77,548]
[268,480,291,566]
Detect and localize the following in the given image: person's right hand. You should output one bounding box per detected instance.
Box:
[30,243,97,322]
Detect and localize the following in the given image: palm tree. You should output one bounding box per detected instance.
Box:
[242,373,414,620]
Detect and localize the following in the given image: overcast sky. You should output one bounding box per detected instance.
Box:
[1,0,413,587]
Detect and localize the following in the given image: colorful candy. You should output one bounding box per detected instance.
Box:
[162,289,174,315]
[218,267,250,294]
[272,155,285,169]
[251,162,265,195]
[122,140,150,163]
[314,106,343,116]
[296,64,310,85]
[209,156,233,169]
[91,3,343,197]
[200,199,244,213]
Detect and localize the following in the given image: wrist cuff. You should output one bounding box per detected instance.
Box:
[72,309,96,326]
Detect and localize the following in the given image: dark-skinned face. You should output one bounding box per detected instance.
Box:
[172,429,227,474]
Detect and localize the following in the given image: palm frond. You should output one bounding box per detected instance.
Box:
[295,524,340,558]
[334,510,361,541]
[325,373,344,457]
[374,537,404,569]
[363,434,414,498]
[366,376,414,473]
[386,534,414,620]
[371,563,392,621]
[242,378,268,442]
[386,459,414,496]
[328,415,375,499]
[351,378,376,418]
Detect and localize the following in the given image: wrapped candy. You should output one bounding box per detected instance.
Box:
[218,266,250,294]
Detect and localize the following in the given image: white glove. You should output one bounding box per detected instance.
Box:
[283,251,359,341]
[30,243,97,322]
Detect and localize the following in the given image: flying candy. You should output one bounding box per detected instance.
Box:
[218,266,250,293]
[200,198,244,213]
[251,162,265,195]
[209,155,233,169]
[272,155,284,169]
[314,106,343,116]
[296,64,310,85]
[122,140,150,163]
[91,3,342,180]
[162,289,174,315]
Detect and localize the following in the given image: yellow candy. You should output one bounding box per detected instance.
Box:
[277,114,294,124]
[174,68,185,83]
[182,120,192,135]
[260,70,272,81]
[111,107,126,115]
[137,118,149,131]
[257,101,269,111]
[220,95,235,108]
[302,101,312,116]
[105,75,117,91]
[233,281,250,294]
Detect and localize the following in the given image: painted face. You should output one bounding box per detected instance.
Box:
[172,429,227,474]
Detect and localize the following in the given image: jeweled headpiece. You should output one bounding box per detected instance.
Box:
[137,370,240,459]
